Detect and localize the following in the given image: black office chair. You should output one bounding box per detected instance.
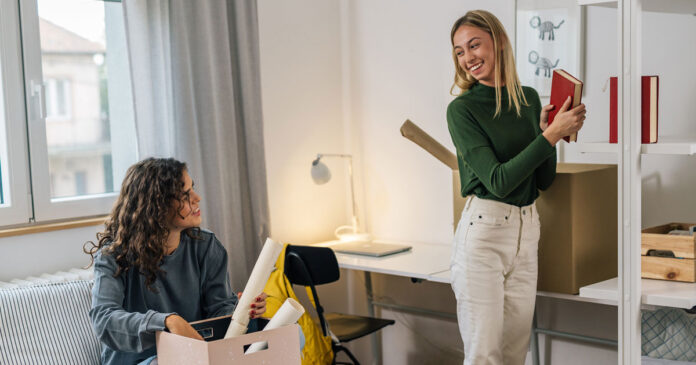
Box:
[284,244,395,365]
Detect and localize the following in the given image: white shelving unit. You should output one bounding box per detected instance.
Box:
[574,0,696,364]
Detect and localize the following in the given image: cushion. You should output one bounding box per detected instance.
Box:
[642,308,696,361]
[0,280,100,365]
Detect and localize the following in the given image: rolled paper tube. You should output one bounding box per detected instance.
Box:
[245,298,305,354]
[400,119,458,170]
[224,237,283,338]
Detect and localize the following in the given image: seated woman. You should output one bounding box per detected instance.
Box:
[85,157,267,365]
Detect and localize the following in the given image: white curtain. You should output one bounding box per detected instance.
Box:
[122,0,269,290]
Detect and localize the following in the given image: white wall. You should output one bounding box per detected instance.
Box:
[258,0,351,245]
[349,0,515,244]
[0,225,99,281]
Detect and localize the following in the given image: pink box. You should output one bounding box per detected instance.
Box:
[156,321,301,365]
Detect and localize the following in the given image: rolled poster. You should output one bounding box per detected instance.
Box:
[224,237,283,338]
[245,298,305,354]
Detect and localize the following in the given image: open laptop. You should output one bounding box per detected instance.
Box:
[329,241,412,257]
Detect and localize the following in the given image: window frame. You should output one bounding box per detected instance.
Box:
[0,0,32,226]
[16,0,134,223]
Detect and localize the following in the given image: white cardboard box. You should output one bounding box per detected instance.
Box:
[156,322,301,365]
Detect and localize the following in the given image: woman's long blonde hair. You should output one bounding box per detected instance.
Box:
[450,10,528,117]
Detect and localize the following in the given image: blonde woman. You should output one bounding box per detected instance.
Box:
[447,10,586,364]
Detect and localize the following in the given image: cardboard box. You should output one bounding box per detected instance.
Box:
[535,163,618,294]
[453,163,618,294]
[641,223,696,282]
[156,320,301,365]
[400,121,617,294]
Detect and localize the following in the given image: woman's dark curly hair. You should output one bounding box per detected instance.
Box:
[84,157,198,291]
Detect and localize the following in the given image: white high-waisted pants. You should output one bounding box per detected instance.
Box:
[450,196,540,365]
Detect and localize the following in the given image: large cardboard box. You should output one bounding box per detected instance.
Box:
[452,163,618,294]
[535,163,617,294]
[156,321,301,365]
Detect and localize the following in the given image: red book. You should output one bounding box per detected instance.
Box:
[609,77,618,143]
[548,69,583,143]
[642,75,658,144]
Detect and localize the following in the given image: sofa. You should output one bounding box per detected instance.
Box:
[0,280,101,365]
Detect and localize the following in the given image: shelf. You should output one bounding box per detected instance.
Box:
[642,136,696,155]
[578,0,696,14]
[429,270,619,305]
[579,277,696,309]
[567,141,619,154]
[566,137,696,155]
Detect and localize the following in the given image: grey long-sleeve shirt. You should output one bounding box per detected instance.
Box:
[89,230,238,365]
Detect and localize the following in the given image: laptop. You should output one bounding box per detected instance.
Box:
[329,241,412,257]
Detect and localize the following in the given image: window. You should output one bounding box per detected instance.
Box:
[45,78,72,120]
[0,0,136,225]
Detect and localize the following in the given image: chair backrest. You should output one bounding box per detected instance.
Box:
[284,245,340,337]
[284,245,340,286]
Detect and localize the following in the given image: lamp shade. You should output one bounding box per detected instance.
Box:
[311,160,331,185]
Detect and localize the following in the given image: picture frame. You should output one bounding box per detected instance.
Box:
[515,0,585,97]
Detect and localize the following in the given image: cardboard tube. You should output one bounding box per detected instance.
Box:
[224,238,283,338]
[245,298,305,354]
[400,119,458,170]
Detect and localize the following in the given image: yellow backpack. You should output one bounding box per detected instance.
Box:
[262,244,334,364]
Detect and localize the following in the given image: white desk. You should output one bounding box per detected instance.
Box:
[313,241,696,365]
[316,242,620,365]
[311,240,451,365]
[315,240,451,280]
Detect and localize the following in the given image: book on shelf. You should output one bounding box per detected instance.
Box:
[608,75,659,144]
[548,69,583,143]
[642,75,659,144]
[609,77,618,143]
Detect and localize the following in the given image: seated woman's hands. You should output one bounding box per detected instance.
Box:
[541,96,586,146]
[238,291,268,319]
[165,314,203,340]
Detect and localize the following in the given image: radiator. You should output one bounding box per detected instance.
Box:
[0,268,94,290]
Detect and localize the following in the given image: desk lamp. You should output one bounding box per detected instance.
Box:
[311,153,371,242]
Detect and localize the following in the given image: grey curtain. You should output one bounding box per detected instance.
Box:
[123,0,269,290]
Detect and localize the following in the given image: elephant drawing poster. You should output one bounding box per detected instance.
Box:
[516,7,580,97]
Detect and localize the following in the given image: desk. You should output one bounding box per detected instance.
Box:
[316,240,621,365]
[316,240,451,280]
[313,240,450,364]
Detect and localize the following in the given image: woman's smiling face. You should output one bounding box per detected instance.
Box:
[452,25,497,87]
[169,169,202,231]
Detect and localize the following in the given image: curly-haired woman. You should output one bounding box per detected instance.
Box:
[85,158,267,365]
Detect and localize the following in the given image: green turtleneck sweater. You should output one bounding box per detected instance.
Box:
[447,83,557,207]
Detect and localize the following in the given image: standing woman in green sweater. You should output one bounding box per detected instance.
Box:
[447,10,586,365]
